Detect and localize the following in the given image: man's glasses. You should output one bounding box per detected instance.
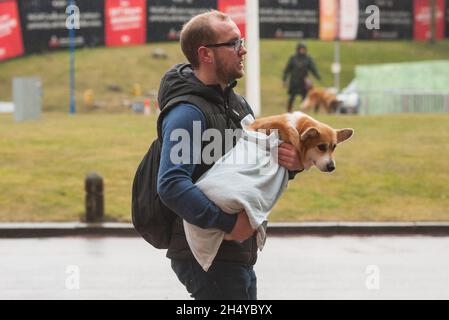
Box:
[204,38,245,52]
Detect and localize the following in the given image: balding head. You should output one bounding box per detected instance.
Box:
[180,10,230,68]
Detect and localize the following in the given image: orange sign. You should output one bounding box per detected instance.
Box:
[319,0,337,40]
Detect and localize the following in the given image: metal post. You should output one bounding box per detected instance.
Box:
[69,0,76,114]
[333,40,340,92]
[333,0,341,92]
[245,0,261,116]
[85,172,104,222]
[429,0,436,44]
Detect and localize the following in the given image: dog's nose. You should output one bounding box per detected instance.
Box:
[326,162,335,172]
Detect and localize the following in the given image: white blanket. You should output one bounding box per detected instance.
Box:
[184,114,289,271]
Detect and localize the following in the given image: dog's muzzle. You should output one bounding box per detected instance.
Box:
[326,162,335,172]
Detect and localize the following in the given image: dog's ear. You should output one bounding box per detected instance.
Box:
[336,128,354,144]
[300,127,319,142]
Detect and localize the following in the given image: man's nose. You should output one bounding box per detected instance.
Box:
[326,162,335,172]
[239,45,247,56]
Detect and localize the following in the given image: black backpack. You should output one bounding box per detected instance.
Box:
[131,137,175,249]
[131,96,214,249]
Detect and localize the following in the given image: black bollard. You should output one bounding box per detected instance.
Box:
[85,172,104,222]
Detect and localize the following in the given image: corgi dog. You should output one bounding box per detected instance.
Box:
[248,111,354,172]
[301,87,341,114]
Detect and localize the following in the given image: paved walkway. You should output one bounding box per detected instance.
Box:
[1,235,449,299]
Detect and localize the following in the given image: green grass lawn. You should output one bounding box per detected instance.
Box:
[1,40,449,222]
[1,112,448,222]
[1,40,449,115]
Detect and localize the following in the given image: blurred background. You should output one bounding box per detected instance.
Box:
[1,0,448,224]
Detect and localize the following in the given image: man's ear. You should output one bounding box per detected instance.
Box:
[336,128,354,144]
[300,127,319,142]
[197,46,213,64]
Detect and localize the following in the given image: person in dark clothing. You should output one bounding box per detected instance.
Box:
[156,10,303,300]
[283,42,321,113]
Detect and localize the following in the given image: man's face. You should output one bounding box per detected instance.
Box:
[210,18,247,84]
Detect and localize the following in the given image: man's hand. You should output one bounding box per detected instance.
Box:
[224,210,254,242]
[277,143,303,171]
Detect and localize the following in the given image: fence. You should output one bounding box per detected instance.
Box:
[359,90,449,114]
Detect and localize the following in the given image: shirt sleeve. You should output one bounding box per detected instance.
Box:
[157,103,237,233]
[308,57,321,80]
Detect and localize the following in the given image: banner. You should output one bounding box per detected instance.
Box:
[147,0,217,42]
[105,0,146,46]
[3,0,449,62]
[340,0,359,40]
[358,0,414,39]
[319,0,337,40]
[18,0,104,53]
[259,0,319,39]
[218,0,246,38]
[413,0,445,40]
[0,0,24,61]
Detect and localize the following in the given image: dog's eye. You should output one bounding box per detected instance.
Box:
[317,144,328,152]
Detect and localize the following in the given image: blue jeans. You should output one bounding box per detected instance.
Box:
[171,259,257,300]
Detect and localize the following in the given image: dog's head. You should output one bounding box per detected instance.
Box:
[322,91,341,114]
[328,99,342,113]
[298,121,353,172]
[248,112,353,173]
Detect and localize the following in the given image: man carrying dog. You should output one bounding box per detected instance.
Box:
[156,10,302,300]
[283,42,321,113]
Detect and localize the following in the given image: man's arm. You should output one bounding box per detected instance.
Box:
[157,104,237,233]
[308,57,321,80]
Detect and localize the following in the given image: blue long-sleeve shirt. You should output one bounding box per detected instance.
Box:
[157,104,237,233]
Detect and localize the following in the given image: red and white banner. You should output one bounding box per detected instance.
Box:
[319,0,337,40]
[0,0,24,61]
[414,0,445,40]
[105,0,146,47]
[218,0,246,38]
[339,0,359,40]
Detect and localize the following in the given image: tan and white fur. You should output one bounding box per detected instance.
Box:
[248,111,353,172]
[300,87,341,114]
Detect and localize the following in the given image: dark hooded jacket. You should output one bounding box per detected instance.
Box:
[156,64,259,264]
[283,46,321,95]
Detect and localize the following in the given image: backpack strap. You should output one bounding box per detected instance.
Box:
[155,94,225,183]
[156,95,221,142]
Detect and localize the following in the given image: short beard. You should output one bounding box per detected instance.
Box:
[215,55,242,85]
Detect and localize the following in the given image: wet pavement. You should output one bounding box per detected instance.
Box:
[1,235,449,300]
